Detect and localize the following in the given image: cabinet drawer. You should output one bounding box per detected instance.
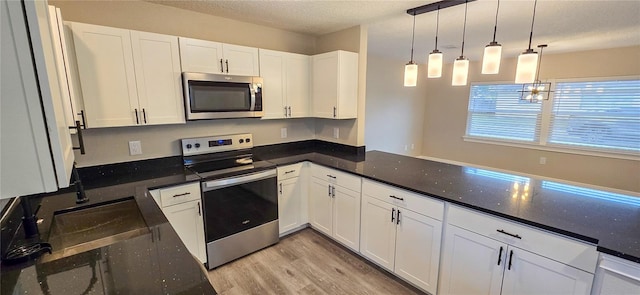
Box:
[311,164,361,192]
[448,205,598,273]
[277,162,304,180]
[159,182,201,207]
[362,179,444,220]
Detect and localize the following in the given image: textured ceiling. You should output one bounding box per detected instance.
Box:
[147,0,640,62]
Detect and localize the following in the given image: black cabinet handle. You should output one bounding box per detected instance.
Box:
[391,208,395,223]
[333,107,337,118]
[497,246,503,265]
[331,186,335,197]
[328,185,331,197]
[284,170,296,174]
[220,59,224,73]
[172,192,190,198]
[69,120,86,154]
[288,106,292,117]
[134,108,139,124]
[396,209,401,225]
[326,174,336,179]
[78,110,87,129]
[197,202,201,216]
[279,183,283,194]
[497,229,522,239]
[508,250,514,270]
[225,59,229,73]
[142,108,147,124]
[389,195,404,201]
[284,106,288,117]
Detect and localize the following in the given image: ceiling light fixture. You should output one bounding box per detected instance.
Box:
[452,0,469,86]
[519,44,552,102]
[481,0,502,74]
[427,6,443,78]
[515,0,540,84]
[404,12,418,87]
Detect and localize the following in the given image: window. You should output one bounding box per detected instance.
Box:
[466,84,542,142]
[549,80,640,153]
[465,79,640,157]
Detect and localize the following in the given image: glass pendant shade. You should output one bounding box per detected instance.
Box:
[427,51,443,78]
[515,51,539,84]
[451,58,469,86]
[481,43,502,74]
[404,62,418,87]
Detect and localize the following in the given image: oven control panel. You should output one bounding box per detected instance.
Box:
[181,133,253,156]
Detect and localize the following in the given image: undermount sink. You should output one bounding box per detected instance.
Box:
[42,198,149,262]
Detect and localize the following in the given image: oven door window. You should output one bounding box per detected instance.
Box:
[203,176,277,241]
[189,81,251,112]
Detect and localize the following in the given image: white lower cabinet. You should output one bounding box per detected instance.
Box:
[149,182,206,264]
[308,164,361,251]
[277,162,308,235]
[592,254,640,295]
[439,205,597,295]
[360,180,443,294]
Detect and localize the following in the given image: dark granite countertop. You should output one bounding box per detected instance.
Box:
[0,163,215,294]
[2,141,637,295]
[254,148,640,263]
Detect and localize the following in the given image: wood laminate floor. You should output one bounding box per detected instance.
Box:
[207,228,426,295]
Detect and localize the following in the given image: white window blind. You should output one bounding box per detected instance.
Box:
[549,80,640,154]
[466,84,542,142]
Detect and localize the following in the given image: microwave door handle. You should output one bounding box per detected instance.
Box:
[249,84,256,111]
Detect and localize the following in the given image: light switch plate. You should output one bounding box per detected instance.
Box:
[333,128,339,139]
[129,141,142,155]
[281,128,287,138]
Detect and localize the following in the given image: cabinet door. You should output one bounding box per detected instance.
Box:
[71,22,138,127]
[131,31,184,125]
[332,185,361,251]
[360,195,396,271]
[439,225,505,295]
[286,53,310,118]
[178,37,223,74]
[47,6,75,130]
[395,209,442,294]
[309,178,333,236]
[258,49,286,119]
[311,53,338,118]
[222,43,259,76]
[162,200,207,264]
[278,177,302,234]
[501,247,594,295]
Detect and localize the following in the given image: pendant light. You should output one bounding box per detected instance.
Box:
[481,0,502,74]
[452,0,469,86]
[515,0,540,84]
[427,6,443,78]
[404,13,418,87]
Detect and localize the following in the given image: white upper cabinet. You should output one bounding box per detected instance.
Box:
[70,22,184,127]
[311,50,358,119]
[131,31,185,125]
[2,0,74,198]
[259,49,310,119]
[71,22,139,127]
[179,37,259,76]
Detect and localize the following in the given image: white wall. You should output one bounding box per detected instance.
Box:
[364,54,426,156]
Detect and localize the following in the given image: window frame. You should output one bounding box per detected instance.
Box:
[463,76,640,161]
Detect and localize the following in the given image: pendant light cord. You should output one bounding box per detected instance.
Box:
[527,0,538,50]
[460,0,468,57]
[434,6,440,50]
[492,0,500,42]
[410,12,416,62]
[535,45,545,82]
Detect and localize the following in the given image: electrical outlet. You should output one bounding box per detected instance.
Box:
[333,128,339,139]
[411,144,415,150]
[129,141,142,156]
[404,145,408,151]
[539,157,547,165]
[281,128,287,138]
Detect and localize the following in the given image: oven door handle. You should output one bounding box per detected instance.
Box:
[202,169,276,192]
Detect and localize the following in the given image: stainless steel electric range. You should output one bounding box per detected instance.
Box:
[181,133,278,269]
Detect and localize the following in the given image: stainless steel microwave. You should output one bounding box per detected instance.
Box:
[182,72,263,120]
